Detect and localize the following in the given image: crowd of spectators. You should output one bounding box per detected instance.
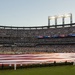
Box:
[0,44,75,54]
[0,26,75,37]
[0,26,75,54]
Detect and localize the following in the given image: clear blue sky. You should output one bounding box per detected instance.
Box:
[0,0,75,27]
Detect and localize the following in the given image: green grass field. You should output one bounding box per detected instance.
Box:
[0,65,75,75]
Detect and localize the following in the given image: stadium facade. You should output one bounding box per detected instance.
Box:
[0,13,75,54]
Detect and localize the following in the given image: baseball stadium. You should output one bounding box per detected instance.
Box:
[0,13,75,75]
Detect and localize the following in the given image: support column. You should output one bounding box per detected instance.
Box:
[20,63,23,68]
[55,17,57,28]
[9,64,12,69]
[70,13,72,27]
[48,16,50,26]
[14,64,16,70]
[62,17,65,27]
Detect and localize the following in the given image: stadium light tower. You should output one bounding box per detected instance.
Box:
[48,16,56,26]
[55,15,57,25]
[70,13,72,24]
[48,16,50,26]
[57,15,65,25]
[63,13,72,25]
[48,13,72,27]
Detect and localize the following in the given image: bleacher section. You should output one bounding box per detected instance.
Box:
[0,23,75,54]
